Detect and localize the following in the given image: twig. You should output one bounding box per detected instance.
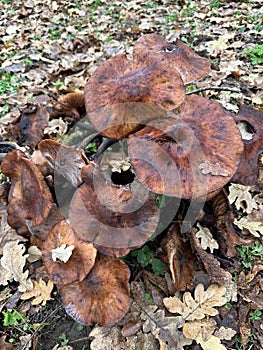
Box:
[186,86,241,95]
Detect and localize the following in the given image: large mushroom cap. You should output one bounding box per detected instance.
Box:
[42,220,97,285]
[134,34,211,84]
[231,104,263,186]
[68,163,160,252]
[84,102,166,140]
[128,95,244,199]
[58,253,130,325]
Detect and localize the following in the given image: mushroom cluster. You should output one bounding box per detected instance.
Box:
[1,34,262,326]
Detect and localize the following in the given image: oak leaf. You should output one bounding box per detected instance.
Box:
[141,305,192,350]
[182,318,216,341]
[228,184,258,214]
[20,278,54,306]
[199,162,229,177]
[51,244,75,263]
[0,241,33,292]
[163,283,227,321]
[214,326,237,340]
[234,217,263,237]
[195,223,219,253]
[196,334,226,350]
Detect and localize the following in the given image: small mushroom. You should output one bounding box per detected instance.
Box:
[128,95,244,199]
[1,150,53,232]
[231,104,263,186]
[57,253,130,325]
[68,162,160,254]
[134,34,211,84]
[42,220,97,285]
[38,139,88,187]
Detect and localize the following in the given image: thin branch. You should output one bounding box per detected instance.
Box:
[186,86,241,95]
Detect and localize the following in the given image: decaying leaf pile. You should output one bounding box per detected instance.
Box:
[0,1,263,349]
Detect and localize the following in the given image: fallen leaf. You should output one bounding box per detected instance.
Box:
[199,162,230,177]
[166,223,196,291]
[163,283,227,321]
[51,244,75,263]
[141,305,192,350]
[27,245,42,263]
[195,223,219,253]
[183,318,216,341]
[20,278,54,306]
[234,216,263,237]
[214,326,237,340]
[228,183,258,214]
[196,334,226,350]
[0,240,33,292]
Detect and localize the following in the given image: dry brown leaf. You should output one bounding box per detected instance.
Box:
[0,240,33,292]
[196,334,227,350]
[214,326,237,340]
[234,216,263,237]
[183,318,216,341]
[199,161,230,177]
[141,305,192,350]
[20,278,54,306]
[195,223,219,253]
[228,184,258,214]
[0,214,27,255]
[163,283,227,321]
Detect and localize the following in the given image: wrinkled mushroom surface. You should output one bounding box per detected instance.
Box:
[58,253,130,325]
[42,220,97,285]
[128,95,244,199]
[134,34,211,84]
[231,104,263,186]
[69,163,160,252]
[1,150,53,231]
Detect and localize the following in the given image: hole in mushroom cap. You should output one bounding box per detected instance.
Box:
[236,121,255,141]
[111,169,135,186]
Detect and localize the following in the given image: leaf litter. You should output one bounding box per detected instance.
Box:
[0,0,263,349]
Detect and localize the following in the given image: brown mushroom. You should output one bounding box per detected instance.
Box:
[128,95,244,199]
[84,102,166,140]
[38,139,88,187]
[134,34,211,84]
[84,51,185,111]
[68,162,160,254]
[231,104,263,186]
[42,220,97,285]
[1,150,53,233]
[57,253,130,325]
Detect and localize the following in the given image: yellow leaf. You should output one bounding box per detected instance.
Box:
[183,319,216,341]
[195,223,219,253]
[21,278,54,306]
[163,284,227,321]
[0,241,33,292]
[196,334,227,350]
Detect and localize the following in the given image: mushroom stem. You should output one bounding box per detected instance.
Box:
[94,138,117,162]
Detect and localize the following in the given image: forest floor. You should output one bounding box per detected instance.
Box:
[0,1,262,349]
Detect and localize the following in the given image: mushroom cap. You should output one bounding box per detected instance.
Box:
[1,150,53,229]
[57,253,130,325]
[85,52,185,111]
[68,163,160,252]
[134,34,211,84]
[38,139,88,187]
[128,95,244,199]
[85,102,166,140]
[42,220,97,285]
[231,104,263,186]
